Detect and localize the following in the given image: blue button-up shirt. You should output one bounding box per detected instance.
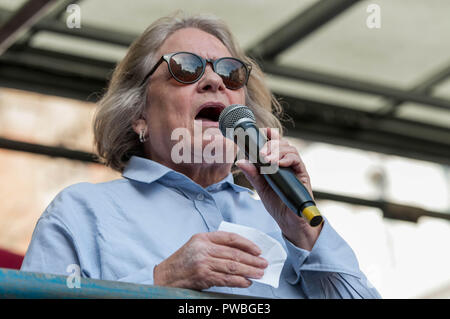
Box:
[21,156,381,298]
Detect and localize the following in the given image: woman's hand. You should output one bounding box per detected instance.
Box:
[153,231,268,290]
[236,128,322,251]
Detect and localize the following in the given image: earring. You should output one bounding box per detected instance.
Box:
[139,128,148,143]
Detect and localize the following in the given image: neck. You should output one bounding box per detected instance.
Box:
[149,153,233,188]
[177,163,232,188]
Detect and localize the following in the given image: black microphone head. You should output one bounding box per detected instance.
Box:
[219,104,256,137]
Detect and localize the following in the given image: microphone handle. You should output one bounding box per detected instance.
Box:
[235,122,323,227]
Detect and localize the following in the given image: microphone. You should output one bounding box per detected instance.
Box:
[219,104,323,227]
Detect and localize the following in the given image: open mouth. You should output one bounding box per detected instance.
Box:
[194,105,225,123]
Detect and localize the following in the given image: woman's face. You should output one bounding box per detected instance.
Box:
[140,27,245,166]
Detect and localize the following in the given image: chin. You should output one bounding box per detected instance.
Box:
[191,134,236,165]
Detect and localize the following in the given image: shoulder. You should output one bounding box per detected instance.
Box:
[41,179,130,226]
[47,179,126,206]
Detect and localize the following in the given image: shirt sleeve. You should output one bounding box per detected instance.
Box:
[283,218,382,299]
[114,266,156,285]
[20,214,81,277]
[20,184,158,286]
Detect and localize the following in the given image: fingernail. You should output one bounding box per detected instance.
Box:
[259,258,268,268]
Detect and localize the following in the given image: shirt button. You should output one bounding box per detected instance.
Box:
[197,193,204,201]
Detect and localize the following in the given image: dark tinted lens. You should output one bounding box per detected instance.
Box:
[215,58,247,89]
[169,53,204,83]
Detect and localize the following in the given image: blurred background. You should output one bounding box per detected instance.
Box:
[0,0,449,298]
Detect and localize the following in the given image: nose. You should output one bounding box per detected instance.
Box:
[197,64,226,93]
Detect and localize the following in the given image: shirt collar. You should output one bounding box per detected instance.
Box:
[122,156,254,194]
[216,172,255,195]
[122,155,172,184]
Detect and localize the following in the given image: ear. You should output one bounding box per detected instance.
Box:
[132,118,147,135]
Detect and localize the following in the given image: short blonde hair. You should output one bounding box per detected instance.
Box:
[93,12,284,173]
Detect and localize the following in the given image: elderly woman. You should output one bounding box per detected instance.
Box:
[21,13,380,299]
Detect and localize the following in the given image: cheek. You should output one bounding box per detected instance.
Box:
[230,89,246,106]
[148,91,193,129]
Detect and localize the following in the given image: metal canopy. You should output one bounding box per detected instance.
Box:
[246,0,361,60]
[0,0,449,222]
[0,0,57,53]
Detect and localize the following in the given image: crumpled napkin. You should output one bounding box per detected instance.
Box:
[218,221,287,288]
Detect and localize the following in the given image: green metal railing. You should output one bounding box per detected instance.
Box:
[0,268,242,299]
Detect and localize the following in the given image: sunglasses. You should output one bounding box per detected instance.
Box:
[141,51,252,90]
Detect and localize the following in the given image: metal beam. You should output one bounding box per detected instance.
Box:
[0,45,113,101]
[15,0,85,47]
[0,61,107,101]
[246,0,361,60]
[233,169,450,223]
[376,62,450,116]
[4,45,450,112]
[0,7,137,47]
[279,94,450,166]
[4,44,115,77]
[0,137,99,163]
[313,191,450,223]
[0,0,58,54]
[262,61,450,111]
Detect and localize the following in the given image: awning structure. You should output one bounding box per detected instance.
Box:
[0,0,449,223]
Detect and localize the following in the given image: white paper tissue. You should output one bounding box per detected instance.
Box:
[218,221,287,288]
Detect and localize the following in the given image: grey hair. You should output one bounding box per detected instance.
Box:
[93,11,285,173]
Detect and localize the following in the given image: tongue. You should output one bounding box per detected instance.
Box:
[196,107,221,122]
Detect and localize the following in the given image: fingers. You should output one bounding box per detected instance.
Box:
[268,152,313,199]
[196,232,269,288]
[236,134,309,196]
[235,158,269,195]
[205,272,253,288]
[209,256,265,280]
[260,138,306,173]
[208,243,268,269]
[207,231,262,256]
[206,232,268,286]
[258,133,314,198]
[262,143,297,166]
[260,139,294,159]
[278,152,301,170]
[264,127,280,141]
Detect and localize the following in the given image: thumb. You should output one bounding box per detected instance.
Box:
[235,158,256,176]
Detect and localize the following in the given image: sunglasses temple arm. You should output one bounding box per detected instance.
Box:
[140,57,165,86]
